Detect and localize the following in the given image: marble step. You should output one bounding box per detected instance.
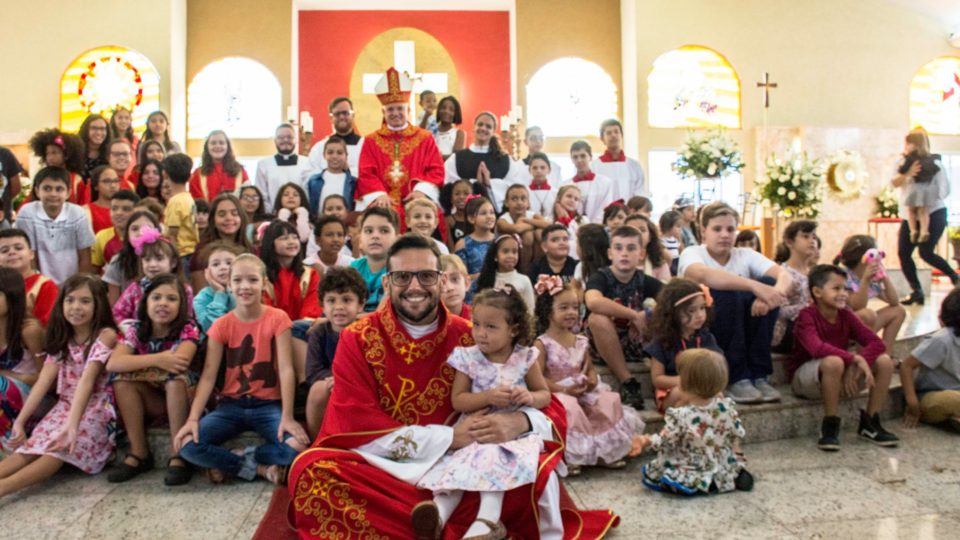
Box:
[595,329,931,398]
[635,376,905,444]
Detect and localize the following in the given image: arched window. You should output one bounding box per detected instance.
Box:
[525,58,618,137]
[647,45,741,129]
[188,57,281,139]
[910,57,960,135]
[60,46,160,134]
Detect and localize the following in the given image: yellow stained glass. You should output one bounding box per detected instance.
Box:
[910,57,960,135]
[648,45,740,129]
[60,46,160,134]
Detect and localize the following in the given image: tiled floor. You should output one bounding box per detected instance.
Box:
[1,425,958,539]
[1,283,955,539]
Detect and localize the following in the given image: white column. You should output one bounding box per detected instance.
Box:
[620,0,639,160]
[169,0,188,147]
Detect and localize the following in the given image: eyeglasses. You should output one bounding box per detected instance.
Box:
[330,110,354,117]
[387,270,440,287]
[241,194,260,202]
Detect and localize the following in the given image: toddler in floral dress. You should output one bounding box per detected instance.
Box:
[633,348,754,495]
[416,289,551,539]
[0,275,118,498]
[532,276,643,475]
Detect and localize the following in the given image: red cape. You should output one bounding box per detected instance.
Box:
[287,302,618,538]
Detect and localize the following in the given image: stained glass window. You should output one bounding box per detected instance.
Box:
[60,46,160,134]
[188,57,281,139]
[910,57,960,135]
[648,46,741,129]
[526,58,618,137]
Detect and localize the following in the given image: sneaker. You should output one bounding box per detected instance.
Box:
[619,378,645,410]
[858,410,899,447]
[726,380,763,404]
[818,416,841,451]
[753,378,782,402]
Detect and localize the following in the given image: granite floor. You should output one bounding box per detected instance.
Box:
[0,425,957,539]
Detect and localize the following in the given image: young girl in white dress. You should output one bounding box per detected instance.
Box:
[633,348,754,495]
[416,288,551,539]
[532,276,643,475]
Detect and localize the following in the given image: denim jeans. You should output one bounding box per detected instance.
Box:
[709,275,780,384]
[179,396,299,480]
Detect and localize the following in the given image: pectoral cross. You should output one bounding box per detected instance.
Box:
[757,72,778,109]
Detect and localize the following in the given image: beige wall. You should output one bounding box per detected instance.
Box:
[517,0,622,153]
[633,0,960,190]
[186,0,292,156]
[0,0,173,146]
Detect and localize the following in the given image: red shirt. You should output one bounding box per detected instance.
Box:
[84,202,113,234]
[25,273,59,326]
[189,163,248,201]
[790,305,886,377]
[263,266,321,321]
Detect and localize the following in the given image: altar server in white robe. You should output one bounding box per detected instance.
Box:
[591,118,647,201]
[253,123,312,213]
[444,111,523,211]
[518,126,564,186]
[306,96,364,178]
[568,140,614,223]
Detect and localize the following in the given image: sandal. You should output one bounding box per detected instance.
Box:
[207,468,226,484]
[258,463,290,486]
[410,500,442,540]
[566,464,582,476]
[463,519,506,540]
[164,456,193,486]
[599,459,627,470]
[107,452,153,483]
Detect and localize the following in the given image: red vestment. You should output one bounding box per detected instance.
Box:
[189,164,248,201]
[288,302,619,538]
[355,124,445,227]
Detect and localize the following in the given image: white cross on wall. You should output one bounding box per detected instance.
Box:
[362,41,449,111]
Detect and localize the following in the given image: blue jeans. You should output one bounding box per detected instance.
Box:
[179,397,298,480]
[709,275,779,384]
[291,319,312,342]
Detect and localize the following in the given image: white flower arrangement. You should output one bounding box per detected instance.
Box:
[758,153,824,218]
[672,129,744,179]
[875,186,899,218]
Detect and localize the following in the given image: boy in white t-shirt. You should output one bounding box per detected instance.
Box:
[14,167,95,284]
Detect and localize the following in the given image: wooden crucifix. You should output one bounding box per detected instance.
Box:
[757,72,778,108]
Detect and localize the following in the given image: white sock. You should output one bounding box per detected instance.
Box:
[464,491,503,537]
[434,490,463,525]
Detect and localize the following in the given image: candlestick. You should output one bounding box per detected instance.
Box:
[287,106,297,123]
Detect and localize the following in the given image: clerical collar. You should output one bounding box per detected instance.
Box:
[274,153,298,167]
[335,131,361,145]
[400,316,439,339]
[599,150,626,163]
[387,122,410,132]
[469,144,490,153]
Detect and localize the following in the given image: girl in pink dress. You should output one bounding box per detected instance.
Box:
[0,274,118,497]
[416,288,551,539]
[532,276,644,475]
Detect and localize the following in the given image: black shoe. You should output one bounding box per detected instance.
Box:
[164,456,193,486]
[817,416,841,451]
[108,452,153,483]
[858,410,900,447]
[619,378,645,410]
[901,291,924,306]
[735,469,754,491]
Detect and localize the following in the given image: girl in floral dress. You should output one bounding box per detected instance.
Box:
[633,348,754,495]
[113,226,194,327]
[0,275,118,497]
[532,276,643,475]
[416,289,551,539]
